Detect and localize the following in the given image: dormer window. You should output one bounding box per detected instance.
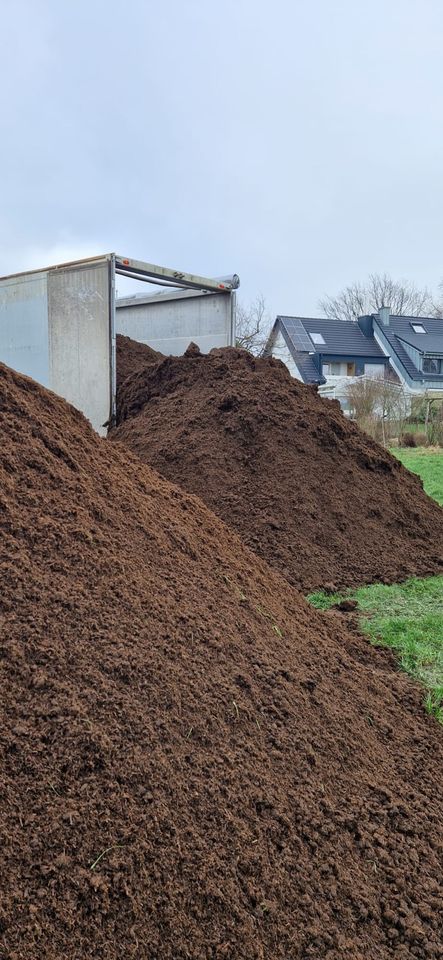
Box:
[310,333,325,345]
[422,357,441,374]
[411,322,426,334]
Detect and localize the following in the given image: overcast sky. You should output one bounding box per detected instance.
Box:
[1,0,442,318]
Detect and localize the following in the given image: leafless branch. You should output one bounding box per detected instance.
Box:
[235,294,272,356]
[345,372,410,445]
[320,273,433,321]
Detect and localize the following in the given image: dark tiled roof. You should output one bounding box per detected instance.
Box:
[374,315,443,382]
[276,317,325,384]
[278,316,385,358]
[385,334,419,378]
[293,352,326,385]
[269,312,443,386]
[380,315,443,355]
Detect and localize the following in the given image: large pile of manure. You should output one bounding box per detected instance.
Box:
[1,361,442,959]
[112,343,443,592]
[116,333,163,391]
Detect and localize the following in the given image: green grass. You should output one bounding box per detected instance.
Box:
[392,447,443,506]
[397,421,424,434]
[307,449,443,721]
[308,576,443,722]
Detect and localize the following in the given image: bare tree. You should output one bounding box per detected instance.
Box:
[320,273,433,322]
[430,281,443,318]
[345,373,410,445]
[235,295,272,355]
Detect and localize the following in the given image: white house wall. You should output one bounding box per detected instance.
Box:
[271,330,303,380]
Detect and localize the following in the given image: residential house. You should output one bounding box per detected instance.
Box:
[369,308,443,391]
[264,309,443,396]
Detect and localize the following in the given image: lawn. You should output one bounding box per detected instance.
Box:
[308,576,443,722]
[308,447,443,721]
[392,447,443,506]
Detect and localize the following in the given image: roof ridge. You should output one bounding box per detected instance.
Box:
[383,314,443,322]
[277,314,355,322]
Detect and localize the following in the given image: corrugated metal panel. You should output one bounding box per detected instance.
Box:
[116,289,233,354]
[0,272,49,384]
[0,258,112,433]
[47,262,111,435]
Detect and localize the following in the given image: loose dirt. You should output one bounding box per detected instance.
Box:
[1,361,442,959]
[112,344,443,593]
[116,334,163,391]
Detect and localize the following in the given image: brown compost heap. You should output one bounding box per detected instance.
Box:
[116,334,163,391]
[112,343,443,593]
[1,360,443,959]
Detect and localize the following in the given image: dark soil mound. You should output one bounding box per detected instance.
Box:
[1,360,443,959]
[116,333,163,391]
[112,346,443,592]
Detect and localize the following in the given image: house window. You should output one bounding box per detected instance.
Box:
[411,323,426,334]
[326,361,348,376]
[310,332,326,345]
[364,363,384,378]
[422,357,442,374]
[323,361,355,377]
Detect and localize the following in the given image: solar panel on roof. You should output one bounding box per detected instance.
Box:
[282,318,314,353]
